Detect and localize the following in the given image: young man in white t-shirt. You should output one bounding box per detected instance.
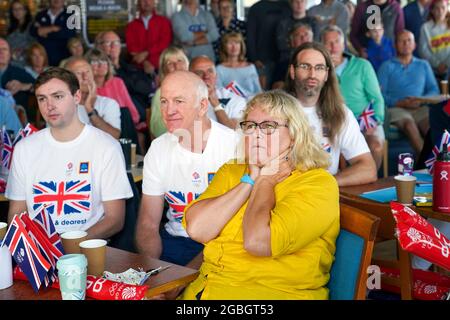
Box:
[285,42,377,187]
[6,67,133,239]
[136,70,238,268]
[189,56,247,130]
[65,57,121,139]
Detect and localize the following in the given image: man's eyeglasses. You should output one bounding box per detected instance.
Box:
[239,121,288,135]
[90,60,108,66]
[100,40,121,47]
[295,63,328,73]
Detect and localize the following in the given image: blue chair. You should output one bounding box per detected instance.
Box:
[328,203,380,300]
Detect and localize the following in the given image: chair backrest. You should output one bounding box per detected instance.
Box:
[339,196,414,299]
[328,203,380,300]
[340,196,395,241]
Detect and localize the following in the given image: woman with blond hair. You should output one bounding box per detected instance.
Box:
[216,32,262,98]
[24,42,49,79]
[59,37,86,68]
[180,90,339,300]
[85,48,147,150]
[149,46,190,138]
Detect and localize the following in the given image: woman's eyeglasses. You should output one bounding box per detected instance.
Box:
[239,121,288,135]
[90,60,108,66]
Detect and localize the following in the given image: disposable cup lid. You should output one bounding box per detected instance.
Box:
[57,254,87,269]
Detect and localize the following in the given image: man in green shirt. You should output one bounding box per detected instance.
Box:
[322,25,385,171]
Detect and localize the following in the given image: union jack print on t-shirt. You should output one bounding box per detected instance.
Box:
[165,191,199,222]
[32,180,91,216]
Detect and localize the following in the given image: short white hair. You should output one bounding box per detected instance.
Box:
[196,79,208,107]
[320,25,345,45]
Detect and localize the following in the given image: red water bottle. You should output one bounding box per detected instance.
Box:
[433,143,450,213]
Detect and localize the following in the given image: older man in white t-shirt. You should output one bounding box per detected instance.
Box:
[189,56,247,130]
[65,57,121,139]
[136,70,238,268]
[6,67,133,239]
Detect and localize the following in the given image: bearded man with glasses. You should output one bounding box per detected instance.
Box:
[285,42,377,187]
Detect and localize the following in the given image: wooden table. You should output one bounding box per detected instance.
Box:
[0,247,199,300]
[340,176,450,223]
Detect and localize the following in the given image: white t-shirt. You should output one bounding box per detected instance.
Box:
[78,95,121,130]
[5,125,133,233]
[302,105,370,175]
[142,120,238,237]
[207,87,247,123]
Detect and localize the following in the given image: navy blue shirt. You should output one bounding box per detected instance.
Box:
[403,1,428,56]
[213,17,247,61]
[0,64,35,109]
[30,8,76,66]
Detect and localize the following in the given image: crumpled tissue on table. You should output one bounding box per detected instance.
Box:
[103,268,150,286]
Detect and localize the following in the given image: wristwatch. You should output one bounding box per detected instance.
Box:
[87,109,98,118]
[214,104,225,112]
[240,174,255,186]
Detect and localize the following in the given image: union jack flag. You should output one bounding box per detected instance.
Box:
[33,207,65,258]
[32,180,91,216]
[358,102,378,132]
[1,127,13,170]
[13,123,38,146]
[21,212,58,287]
[225,81,247,98]
[425,130,450,173]
[322,143,331,153]
[165,191,199,222]
[2,215,51,292]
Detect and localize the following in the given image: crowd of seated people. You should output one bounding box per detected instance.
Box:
[2,0,450,300]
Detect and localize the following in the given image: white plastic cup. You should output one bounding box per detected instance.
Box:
[0,244,13,290]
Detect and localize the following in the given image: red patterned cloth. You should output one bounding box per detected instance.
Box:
[13,267,148,300]
[380,266,450,300]
[391,202,450,271]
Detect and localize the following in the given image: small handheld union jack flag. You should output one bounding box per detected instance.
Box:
[13,123,38,146]
[1,127,14,170]
[358,102,378,132]
[425,130,450,174]
[225,81,247,99]
[322,143,331,153]
[33,207,65,258]
[2,214,51,292]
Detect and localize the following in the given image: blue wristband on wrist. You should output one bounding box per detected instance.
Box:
[240,174,255,186]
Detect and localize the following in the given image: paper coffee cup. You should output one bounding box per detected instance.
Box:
[441,80,448,96]
[61,231,88,254]
[0,222,7,240]
[394,175,417,205]
[131,143,137,167]
[57,254,87,300]
[79,239,107,277]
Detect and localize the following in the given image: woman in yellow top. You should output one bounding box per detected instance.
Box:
[181,90,340,300]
